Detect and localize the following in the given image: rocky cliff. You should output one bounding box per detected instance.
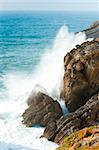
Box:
[63,38,99,112]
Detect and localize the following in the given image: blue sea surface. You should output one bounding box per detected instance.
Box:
[0,11,98,75]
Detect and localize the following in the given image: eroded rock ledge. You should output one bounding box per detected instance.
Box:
[43,93,99,143]
[56,125,99,150]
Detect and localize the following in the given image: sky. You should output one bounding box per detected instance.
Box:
[0,0,99,11]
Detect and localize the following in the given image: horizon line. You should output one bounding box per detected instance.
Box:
[0,9,98,12]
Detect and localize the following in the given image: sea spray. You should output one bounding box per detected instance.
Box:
[30,26,86,99]
[0,25,86,150]
[5,25,86,101]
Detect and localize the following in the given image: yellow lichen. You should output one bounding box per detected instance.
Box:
[56,126,99,150]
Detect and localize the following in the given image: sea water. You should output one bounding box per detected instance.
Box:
[0,11,98,150]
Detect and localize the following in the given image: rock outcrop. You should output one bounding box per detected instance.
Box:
[63,39,99,112]
[43,93,99,143]
[83,21,99,39]
[56,125,99,150]
[22,92,63,127]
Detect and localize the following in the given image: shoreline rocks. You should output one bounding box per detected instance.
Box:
[22,92,63,127]
[43,92,99,143]
[83,21,99,39]
[56,125,99,150]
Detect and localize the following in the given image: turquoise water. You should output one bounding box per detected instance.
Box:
[0,11,98,75]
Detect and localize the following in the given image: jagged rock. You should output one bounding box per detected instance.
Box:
[56,125,99,150]
[22,92,63,127]
[63,39,99,111]
[43,93,99,143]
[83,20,99,39]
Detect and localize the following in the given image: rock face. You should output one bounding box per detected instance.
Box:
[43,93,99,143]
[22,92,63,127]
[56,125,99,150]
[83,21,99,39]
[63,39,99,111]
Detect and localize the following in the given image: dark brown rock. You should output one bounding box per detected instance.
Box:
[22,92,63,127]
[43,93,99,143]
[63,39,99,111]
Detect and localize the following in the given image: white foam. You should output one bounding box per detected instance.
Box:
[0,25,86,150]
[58,99,69,115]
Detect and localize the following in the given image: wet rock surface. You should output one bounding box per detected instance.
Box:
[63,39,99,111]
[22,92,63,127]
[43,93,99,143]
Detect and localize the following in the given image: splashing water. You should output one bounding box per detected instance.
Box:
[0,26,86,150]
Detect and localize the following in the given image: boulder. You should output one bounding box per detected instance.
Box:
[22,92,63,127]
[43,93,99,143]
[56,125,99,150]
[63,39,99,111]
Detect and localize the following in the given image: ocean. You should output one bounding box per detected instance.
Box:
[0,11,98,150]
